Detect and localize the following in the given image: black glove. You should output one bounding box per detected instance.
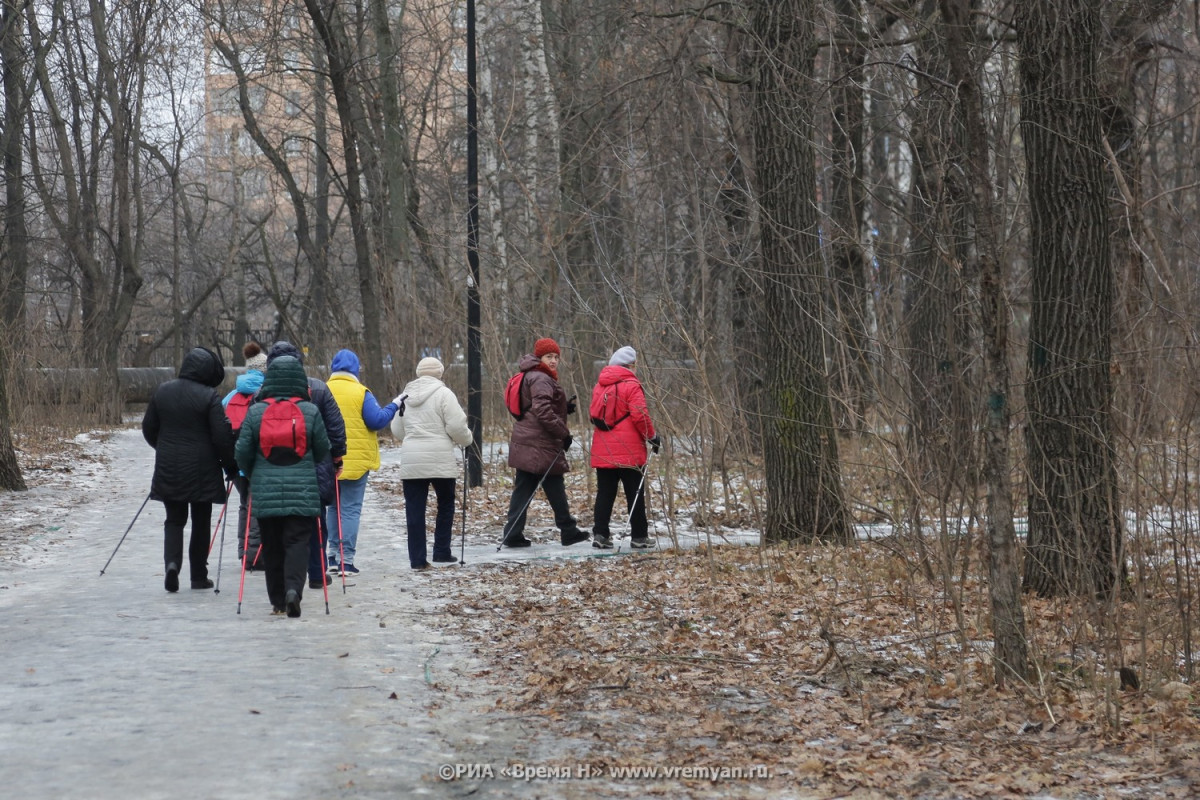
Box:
[648,435,662,454]
[566,395,577,415]
[563,434,573,452]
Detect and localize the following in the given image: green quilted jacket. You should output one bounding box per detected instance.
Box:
[235,356,331,518]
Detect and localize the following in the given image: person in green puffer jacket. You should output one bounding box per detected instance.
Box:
[235,355,331,618]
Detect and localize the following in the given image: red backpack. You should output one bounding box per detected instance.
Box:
[258,397,308,465]
[225,392,253,432]
[504,373,527,420]
[589,381,630,432]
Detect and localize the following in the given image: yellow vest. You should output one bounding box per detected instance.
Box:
[327,373,379,480]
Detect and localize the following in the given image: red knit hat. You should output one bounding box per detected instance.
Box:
[534,338,561,358]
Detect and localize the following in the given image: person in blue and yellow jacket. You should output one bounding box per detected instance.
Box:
[235,355,331,618]
[323,349,401,576]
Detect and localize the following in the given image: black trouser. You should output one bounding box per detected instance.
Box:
[403,477,457,567]
[308,509,328,583]
[504,469,578,543]
[233,476,262,562]
[592,467,647,540]
[162,500,212,582]
[258,515,312,609]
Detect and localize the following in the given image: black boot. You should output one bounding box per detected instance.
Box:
[285,589,301,618]
[561,528,590,547]
[164,563,180,593]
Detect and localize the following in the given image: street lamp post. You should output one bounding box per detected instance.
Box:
[465,0,482,487]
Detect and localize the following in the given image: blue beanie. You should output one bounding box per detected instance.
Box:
[331,348,360,377]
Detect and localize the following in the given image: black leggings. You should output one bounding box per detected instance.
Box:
[592,467,647,539]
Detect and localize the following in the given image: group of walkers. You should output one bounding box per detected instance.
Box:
[498,338,661,551]
[140,336,661,618]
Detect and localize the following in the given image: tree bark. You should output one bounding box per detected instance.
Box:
[750,0,850,544]
[1017,0,1124,598]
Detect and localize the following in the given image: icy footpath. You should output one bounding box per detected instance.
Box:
[0,425,587,800]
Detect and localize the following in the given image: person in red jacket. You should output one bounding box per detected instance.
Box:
[502,338,591,548]
[588,346,661,549]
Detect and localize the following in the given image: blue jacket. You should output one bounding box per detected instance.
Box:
[222,369,265,407]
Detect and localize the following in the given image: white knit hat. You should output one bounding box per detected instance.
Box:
[608,346,637,367]
[416,357,444,378]
[245,352,268,372]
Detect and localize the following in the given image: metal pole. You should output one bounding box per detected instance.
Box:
[465,0,483,488]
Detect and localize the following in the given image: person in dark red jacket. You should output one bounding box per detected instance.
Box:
[502,338,590,548]
[142,347,238,592]
[589,346,661,549]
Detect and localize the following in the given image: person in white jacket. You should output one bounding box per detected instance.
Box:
[391,357,473,568]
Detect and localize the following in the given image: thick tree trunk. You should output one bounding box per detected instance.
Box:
[750,0,850,544]
[1017,0,1123,598]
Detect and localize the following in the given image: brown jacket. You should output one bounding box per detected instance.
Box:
[507,354,571,476]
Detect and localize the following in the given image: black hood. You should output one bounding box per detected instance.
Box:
[178,347,225,388]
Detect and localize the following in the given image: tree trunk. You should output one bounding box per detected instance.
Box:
[828,0,872,432]
[939,0,1027,683]
[902,0,974,492]
[0,0,29,490]
[750,0,850,544]
[1017,0,1123,598]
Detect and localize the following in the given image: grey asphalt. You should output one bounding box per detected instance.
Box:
[0,426,597,800]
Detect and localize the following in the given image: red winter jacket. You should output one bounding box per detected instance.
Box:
[507,354,572,476]
[589,365,656,469]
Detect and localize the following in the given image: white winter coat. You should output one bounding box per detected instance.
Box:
[391,376,473,479]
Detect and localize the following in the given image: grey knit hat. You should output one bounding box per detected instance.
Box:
[608,346,637,367]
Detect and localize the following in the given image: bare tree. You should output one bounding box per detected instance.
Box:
[900,2,975,492]
[750,0,850,543]
[1017,0,1124,597]
[938,0,1028,683]
[25,0,157,422]
[827,0,873,433]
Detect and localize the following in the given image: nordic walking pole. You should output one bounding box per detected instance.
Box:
[209,480,234,555]
[236,495,252,614]
[334,479,347,593]
[496,457,558,552]
[214,484,230,594]
[318,518,330,614]
[459,447,469,565]
[100,492,152,576]
[627,454,652,530]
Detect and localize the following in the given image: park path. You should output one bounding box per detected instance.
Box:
[0,425,600,800]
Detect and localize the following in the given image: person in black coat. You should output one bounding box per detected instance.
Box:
[142,347,239,592]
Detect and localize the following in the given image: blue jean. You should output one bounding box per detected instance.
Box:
[403,477,457,567]
[325,473,368,566]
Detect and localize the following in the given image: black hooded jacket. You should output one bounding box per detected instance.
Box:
[142,347,238,503]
